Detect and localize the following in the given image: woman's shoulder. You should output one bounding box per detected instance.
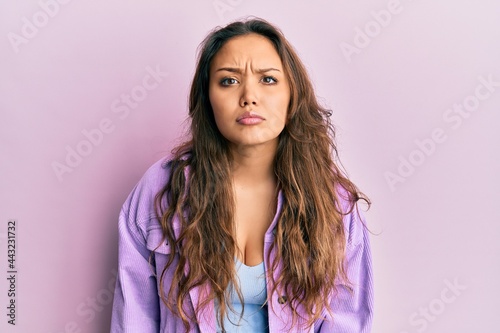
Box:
[133,155,174,195]
[132,151,191,193]
[119,154,180,233]
[334,183,370,248]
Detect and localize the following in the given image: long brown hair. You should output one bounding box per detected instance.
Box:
[154,18,370,332]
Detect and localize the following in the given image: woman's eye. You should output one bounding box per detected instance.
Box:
[220,78,238,86]
[261,76,278,84]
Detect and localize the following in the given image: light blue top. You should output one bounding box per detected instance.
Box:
[215,258,269,333]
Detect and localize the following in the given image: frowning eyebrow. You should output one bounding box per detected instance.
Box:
[215,67,281,74]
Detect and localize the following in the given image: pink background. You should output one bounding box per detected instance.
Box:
[1,1,499,332]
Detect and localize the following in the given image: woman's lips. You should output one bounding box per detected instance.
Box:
[236,112,265,125]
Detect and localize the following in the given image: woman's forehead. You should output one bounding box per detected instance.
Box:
[210,34,283,72]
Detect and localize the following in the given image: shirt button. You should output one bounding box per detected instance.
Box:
[278,296,287,304]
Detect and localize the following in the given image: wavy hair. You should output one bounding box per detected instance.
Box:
[154,18,370,332]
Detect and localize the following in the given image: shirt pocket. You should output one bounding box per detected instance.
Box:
[145,226,178,300]
[145,226,173,255]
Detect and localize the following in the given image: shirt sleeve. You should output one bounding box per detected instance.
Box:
[318,205,374,333]
[110,201,161,332]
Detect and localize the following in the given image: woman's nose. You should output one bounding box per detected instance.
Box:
[239,82,258,107]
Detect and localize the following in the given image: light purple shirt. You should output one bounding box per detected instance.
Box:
[110,156,374,332]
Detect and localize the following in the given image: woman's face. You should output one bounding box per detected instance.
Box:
[209,33,290,152]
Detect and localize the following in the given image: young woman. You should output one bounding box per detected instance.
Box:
[111,18,373,333]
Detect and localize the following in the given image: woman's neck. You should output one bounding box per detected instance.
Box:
[229,143,277,187]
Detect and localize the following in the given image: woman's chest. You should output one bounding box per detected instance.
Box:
[233,185,277,266]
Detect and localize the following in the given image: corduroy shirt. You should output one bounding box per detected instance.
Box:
[110,156,374,332]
